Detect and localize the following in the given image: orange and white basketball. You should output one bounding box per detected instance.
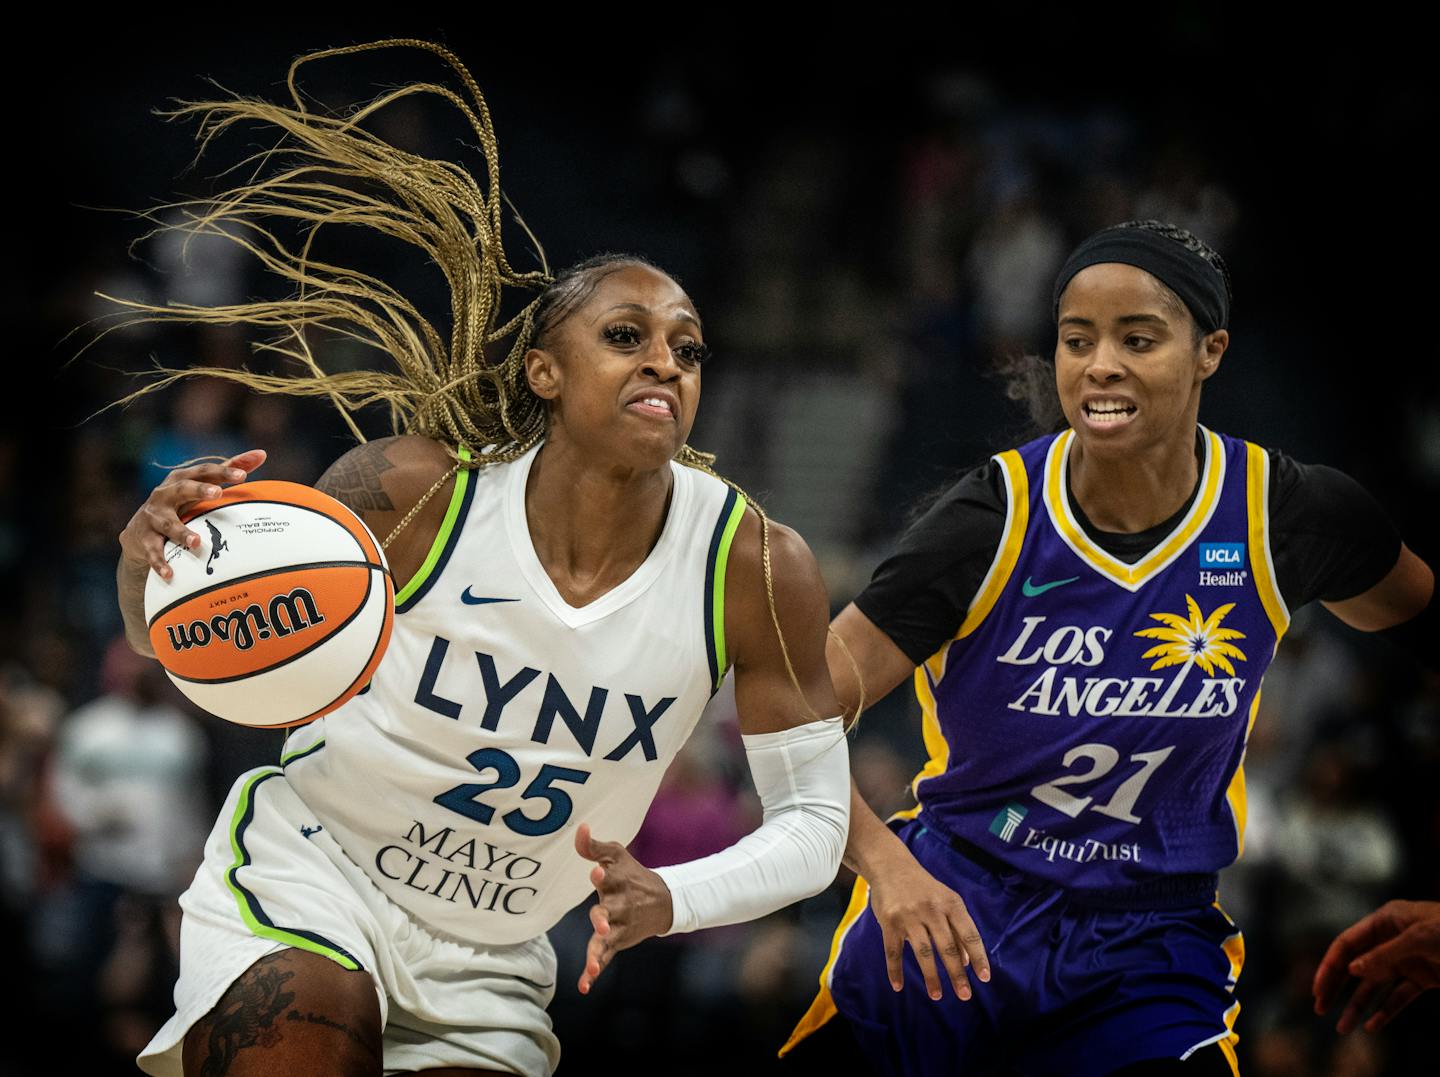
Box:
[143,481,394,728]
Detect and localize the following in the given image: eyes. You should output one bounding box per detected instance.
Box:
[602,324,711,367]
[1061,334,1157,353]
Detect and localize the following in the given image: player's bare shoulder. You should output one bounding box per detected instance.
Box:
[317,435,460,587]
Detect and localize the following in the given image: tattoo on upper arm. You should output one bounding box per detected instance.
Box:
[196,954,297,1077]
[316,441,397,512]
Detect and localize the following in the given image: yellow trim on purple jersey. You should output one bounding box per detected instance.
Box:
[895,451,1029,815]
[898,665,950,818]
[888,451,1029,822]
[1224,441,1289,861]
[1245,442,1291,639]
[1044,428,1227,591]
[918,450,1030,687]
[777,875,872,1057]
[1225,690,1263,858]
[1168,902,1241,1068]
[955,450,1030,642]
[1216,902,1245,989]
[1219,1017,1241,1076]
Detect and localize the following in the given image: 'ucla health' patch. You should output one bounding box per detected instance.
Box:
[1199,542,1245,568]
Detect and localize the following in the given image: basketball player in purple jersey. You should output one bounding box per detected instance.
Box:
[783,221,1436,1075]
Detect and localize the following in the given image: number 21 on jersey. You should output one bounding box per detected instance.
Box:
[1030,743,1174,824]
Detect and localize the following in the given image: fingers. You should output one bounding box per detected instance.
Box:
[1364,979,1422,1032]
[908,928,949,1002]
[168,479,226,508]
[171,462,247,484]
[125,502,198,580]
[881,925,906,993]
[1314,907,1392,1014]
[123,451,261,570]
[952,908,991,986]
[926,922,981,1004]
[133,479,229,581]
[143,512,199,578]
[162,450,263,484]
[1313,903,1440,1019]
[939,910,990,1003]
[589,902,610,938]
[574,822,626,867]
[1349,919,1440,984]
[573,833,669,998]
[881,923,983,1002]
[578,915,614,995]
[1336,974,1388,1035]
[1313,953,1352,1015]
[574,823,594,861]
[877,886,991,1004]
[225,448,267,473]
[576,825,616,996]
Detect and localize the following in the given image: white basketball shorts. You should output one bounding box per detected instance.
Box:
[137,766,561,1077]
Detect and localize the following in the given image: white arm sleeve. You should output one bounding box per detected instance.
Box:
[654,716,849,934]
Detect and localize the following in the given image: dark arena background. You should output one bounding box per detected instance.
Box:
[5,16,1437,1076]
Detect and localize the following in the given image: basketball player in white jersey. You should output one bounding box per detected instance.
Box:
[108,42,850,1077]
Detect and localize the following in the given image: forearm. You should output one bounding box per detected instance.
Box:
[117,556,156,658]
[844,778,915,878]
[655,717,849,933]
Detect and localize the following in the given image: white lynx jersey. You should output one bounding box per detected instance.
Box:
[282,443,747,945]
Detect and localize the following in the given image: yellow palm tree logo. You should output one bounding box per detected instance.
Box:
[1135,595,1248,675]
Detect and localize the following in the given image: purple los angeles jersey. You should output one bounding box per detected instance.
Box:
[908,426,1290,890]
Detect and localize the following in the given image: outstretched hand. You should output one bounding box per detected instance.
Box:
[574,823,673,995]
[1313,899,1440,1033]
[867,846,991,1002]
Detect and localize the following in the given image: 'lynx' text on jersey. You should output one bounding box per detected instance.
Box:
[282,444,745,945]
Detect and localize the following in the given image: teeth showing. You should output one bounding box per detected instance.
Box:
[634,397,673,415]
[1085,401,1136,424]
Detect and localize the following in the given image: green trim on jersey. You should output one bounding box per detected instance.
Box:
[280,737,326,767]
[224,768,362,971]
[393,446,474,607]
[709,494,748,691]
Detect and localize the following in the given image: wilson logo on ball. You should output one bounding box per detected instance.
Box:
[143,481,395,728]
[164,587,327,653]
[150,564,373,683]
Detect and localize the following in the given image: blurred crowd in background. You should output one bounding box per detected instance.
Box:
[4,20,1438,1076]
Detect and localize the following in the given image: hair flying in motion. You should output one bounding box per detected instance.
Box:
[96,39,827,724]
[98,38,714,478]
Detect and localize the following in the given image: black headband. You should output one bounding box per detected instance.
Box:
[1051,224,1229,333]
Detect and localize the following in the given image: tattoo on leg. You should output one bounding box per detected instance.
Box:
[287,1010,373,1053]
[316,438,398,512]
[197,953,296,1077]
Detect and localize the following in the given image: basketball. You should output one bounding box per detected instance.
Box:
[143,480,395,728]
